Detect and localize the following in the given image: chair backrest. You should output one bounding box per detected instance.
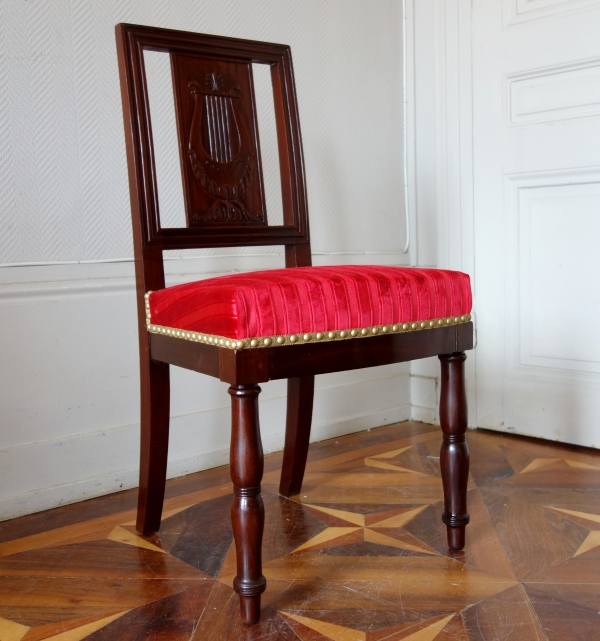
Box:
[116,23,312,297]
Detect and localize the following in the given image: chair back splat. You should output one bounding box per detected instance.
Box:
[116,23,474,626]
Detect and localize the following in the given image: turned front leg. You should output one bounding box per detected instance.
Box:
[438,352,470,551]
[229,384,266,625]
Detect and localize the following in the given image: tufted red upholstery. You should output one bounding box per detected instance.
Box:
[148,265,471,341]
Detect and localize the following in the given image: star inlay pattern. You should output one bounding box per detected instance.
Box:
[0,421,599,640]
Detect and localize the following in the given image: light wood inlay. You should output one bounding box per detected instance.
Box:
[402,613,456,641]
[280,611,366,641]
[370,505,428,528]
[291,527,362,554]
[301,505,365,526]
[566,459,600,472]
[106,527,166,553]
[548,506,600,525]
[365,458,427,475]
[574,531,600,557]
[41,612,128,641]
[0,617,29,641]
[519,458,561,474]
[370,445,414,460]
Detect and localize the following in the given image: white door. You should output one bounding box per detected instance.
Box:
[472,0,600,447]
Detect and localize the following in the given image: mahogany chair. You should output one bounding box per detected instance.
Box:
[116,24,473,625]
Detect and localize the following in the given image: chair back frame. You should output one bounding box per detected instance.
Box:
[116,23,312,346]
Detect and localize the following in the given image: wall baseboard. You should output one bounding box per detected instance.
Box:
[411,405,439,425]
[0,401,411,522]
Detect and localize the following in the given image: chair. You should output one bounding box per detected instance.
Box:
[116,24,473,625]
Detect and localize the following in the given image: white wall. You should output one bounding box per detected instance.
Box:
[405,0,476,426]
[0,1,411,520]
[406,0,443,425]
[407,0,600,449]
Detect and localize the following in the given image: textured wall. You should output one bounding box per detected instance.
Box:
[0,0,406,264]
[0,2,410,520]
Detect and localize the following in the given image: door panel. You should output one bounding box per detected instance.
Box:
[472,0,600,447]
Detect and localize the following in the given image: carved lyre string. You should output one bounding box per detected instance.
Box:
[187,72,261,224]
[202,73,239,163]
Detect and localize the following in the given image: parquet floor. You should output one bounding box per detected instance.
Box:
[1,422,600,641]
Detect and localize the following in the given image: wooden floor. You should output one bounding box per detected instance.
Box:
[1,422,600,640]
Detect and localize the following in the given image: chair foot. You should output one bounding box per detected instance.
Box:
[442,512,470,551]
[229,385,267,624]
[438,352,470,552]
[279,376,314,497]
[239,594,262,625]
[445,525,466,552]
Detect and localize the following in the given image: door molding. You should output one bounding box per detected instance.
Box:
[505,56,600,126]
[503,0,600,27]
[506,166,600,380]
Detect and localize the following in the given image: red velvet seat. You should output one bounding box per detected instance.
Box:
[147,265,472,348]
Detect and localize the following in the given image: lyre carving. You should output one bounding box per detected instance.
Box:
[187,72,261,223]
